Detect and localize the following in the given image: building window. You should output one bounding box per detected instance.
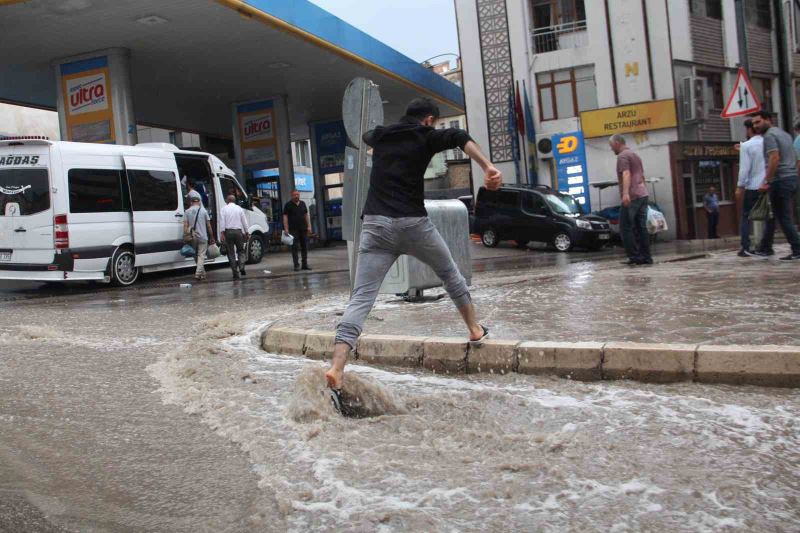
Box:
[531,0,585,28]
[294,140,310,168]
[531,0,587,53]
[696,70,724,110]
[689,0,722,19]
[536,66,597,121]
[753,78,774,113]
[746,0,771,30]
[794,0,800,51]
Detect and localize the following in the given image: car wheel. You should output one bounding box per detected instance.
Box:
[110,246,139,286]
[481,228,499,248]
[247,234,264,264]
[515,240,529,249]
[553,232,573,252]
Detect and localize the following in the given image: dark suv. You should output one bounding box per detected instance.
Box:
[474,185,611,251]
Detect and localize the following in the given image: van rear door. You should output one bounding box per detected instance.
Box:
[0,147,54,265]
[123,154,184,267]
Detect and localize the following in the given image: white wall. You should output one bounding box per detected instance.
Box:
[668,0,693,62]
[0,103,59,139]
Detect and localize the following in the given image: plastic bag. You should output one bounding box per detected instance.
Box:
[180,244,196,258]
[748,193,773,221]
[206,243,221,259]
[281,232,294,246]
[646,206,668,235]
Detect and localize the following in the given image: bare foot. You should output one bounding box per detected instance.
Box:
[325,367,343,390]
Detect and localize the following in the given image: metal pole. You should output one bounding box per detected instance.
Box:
[772,0,793,129]
[734,0,750,76]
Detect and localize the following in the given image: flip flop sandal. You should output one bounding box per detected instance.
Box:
[328,388,343,414]
[469,325,490,346]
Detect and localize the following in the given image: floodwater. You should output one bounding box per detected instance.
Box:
[150,322,800,531]
[283,248,800,346]
[2,249,799,531]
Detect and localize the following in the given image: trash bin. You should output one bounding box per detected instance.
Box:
[379,199,472,297]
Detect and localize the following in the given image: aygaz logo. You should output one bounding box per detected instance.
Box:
[556,136,579,154]
[67,72,108,116]
[243,113,273,143]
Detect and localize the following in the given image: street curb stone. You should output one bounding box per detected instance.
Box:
[261,327,307,356]
[517,341,604,381]
[467,339,519,375]
[260,327,800,388]
[603,342,696,383]
[304,330,336,361]
[424,338,468,374]
[696,345,800,387]
[357,334,426,367]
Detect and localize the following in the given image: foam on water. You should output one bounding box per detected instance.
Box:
[147,316,800,532]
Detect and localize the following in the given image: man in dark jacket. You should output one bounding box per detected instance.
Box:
[325,97,502,391]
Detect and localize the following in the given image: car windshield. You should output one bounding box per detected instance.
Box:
[544,193,582,215]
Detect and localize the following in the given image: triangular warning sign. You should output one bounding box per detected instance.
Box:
[721,68,761,118]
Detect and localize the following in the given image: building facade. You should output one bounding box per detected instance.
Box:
[456,0,800,240]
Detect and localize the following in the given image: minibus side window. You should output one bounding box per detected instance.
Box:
[68,169,127,213]
[127,170,178,211]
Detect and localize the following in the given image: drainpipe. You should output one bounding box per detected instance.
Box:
[773,0,793,130]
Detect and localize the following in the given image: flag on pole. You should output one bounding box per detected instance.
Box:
[514,81,525,137]
[507,86,521,182]
[522,80,539,185]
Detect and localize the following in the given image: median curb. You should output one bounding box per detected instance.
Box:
[260,326,800,388]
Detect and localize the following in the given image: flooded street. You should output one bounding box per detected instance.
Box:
[1,249,799,531]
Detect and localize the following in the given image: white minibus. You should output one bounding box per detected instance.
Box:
[0,138,269,286]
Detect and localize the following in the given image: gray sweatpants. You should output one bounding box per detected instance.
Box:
[335,215,472,349]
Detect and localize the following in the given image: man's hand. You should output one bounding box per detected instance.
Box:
[759,181,770,192]
[485,166,502,190]
[735,188,743,201]
[220,233,226,243]
[307,228,313,236]
[622,193,631,207]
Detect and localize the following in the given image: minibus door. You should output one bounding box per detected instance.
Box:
[123,155,185,267]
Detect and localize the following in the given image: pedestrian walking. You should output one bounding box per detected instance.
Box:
[324,97,501,395]
[748,111,800,261]
[736,119,765,256]
[609,134,653,265]
[703,186,720,239]
[282,190,313,271]
[219,194,250,279]
[184,196,215,280]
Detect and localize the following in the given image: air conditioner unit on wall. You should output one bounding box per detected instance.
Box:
[535,134,554,159]
[681,76,707,122]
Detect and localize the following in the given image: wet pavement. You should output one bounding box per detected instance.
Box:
[1,237,799,531]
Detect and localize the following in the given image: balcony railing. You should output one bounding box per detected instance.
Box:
[531,20,588,53]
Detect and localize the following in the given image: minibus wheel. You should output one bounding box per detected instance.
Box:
[110,246,139,286]
[247,234,264,264]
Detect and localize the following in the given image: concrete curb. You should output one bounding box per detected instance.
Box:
[260,326,800,388]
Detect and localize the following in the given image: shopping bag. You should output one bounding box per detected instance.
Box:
[748,193,773,221]
[206,243,221,259]
[180,244,196,258]
[646,206,668,235]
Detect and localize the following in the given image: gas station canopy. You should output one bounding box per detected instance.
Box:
[0,0,465,140]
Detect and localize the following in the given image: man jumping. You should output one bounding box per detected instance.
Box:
[325,97,502,391]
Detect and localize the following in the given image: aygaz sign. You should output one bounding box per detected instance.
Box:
[580,99,677,139]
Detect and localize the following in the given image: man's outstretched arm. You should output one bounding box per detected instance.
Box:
[463,140,502,190]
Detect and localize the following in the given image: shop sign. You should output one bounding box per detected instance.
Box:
[680,144,738,158]
[552,131,591,211]
[60,56,115,143]
[580,99,677,139]
[236,99,279,170]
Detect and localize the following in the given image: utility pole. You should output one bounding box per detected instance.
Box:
[733,0,750,76]
[773,0,794,129]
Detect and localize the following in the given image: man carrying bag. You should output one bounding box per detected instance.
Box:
[184,196,215,280]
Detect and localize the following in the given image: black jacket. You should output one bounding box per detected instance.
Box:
[361,116,472,218]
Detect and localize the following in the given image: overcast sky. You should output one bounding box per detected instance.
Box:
[308,0,460,64]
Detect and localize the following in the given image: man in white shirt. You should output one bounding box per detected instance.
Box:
[736,119,765,256]
[219,194,250,279]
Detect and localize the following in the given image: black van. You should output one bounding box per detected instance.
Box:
[474,185,611,251]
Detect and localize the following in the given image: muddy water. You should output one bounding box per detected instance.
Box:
[280,249,800,346]
[150,320,800,532]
